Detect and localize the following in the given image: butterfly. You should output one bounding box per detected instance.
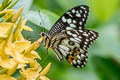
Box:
[41,5,99,68]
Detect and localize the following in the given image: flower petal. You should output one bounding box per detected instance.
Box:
[0,22,14,36]
[22,25,33,32]
[11,6,24,23]
[7,62,18,76]
[39,76,50,80]
[40,63,51,76]
[13,41,31,53]
[0,9,15,14]
[0,57,17,69]
[0,74,16,80]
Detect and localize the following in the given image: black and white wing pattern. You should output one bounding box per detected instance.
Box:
[48,5,89,36]
[64,29,98,68]
[46,5,99,68]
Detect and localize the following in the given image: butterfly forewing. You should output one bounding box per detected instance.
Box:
[43,5,99,68]
[48,5,89,36]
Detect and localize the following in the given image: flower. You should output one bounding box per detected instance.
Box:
[19,62,51,80]
[0,0,51,79]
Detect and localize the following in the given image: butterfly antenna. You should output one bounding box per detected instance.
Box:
[38,10,45,33]
[38,10,49,64]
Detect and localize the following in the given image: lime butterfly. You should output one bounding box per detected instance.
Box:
[41,5,99,68]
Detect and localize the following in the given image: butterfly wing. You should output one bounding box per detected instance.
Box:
[54,29,98,68]
[48,5,89,36]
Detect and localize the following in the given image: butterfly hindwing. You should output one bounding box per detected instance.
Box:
[55,29,98,68]
[57,36,88,68]
[48,5,89,36]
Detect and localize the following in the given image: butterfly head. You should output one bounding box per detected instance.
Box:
[41,32,50,48]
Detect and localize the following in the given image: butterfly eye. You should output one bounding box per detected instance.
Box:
[41,32,46,36]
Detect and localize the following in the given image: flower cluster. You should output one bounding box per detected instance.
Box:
[0,0,51,80]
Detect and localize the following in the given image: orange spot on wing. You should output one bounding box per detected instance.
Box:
[67,58,72,64]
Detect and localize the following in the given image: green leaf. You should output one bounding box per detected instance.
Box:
[92,56,120,80]
[0,0,11,11]
[88,24,120,62]
[7,0,18,9]
[24,10,59,30]
[22,21,43,41]
[32,0,88,15]
[56,0,87,9]
[88,0,119,21]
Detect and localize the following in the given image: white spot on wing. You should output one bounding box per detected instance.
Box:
[70,24,76,28]
[80,49,85,53]
[59,48,67,57]
[77,55,81,59]
[76,13,81,17]
[84,42,87,44]
[83,33,88,37]
[84,45,87,48]
[77,60,81,64]
[67,19,72,24]
[90,38,92,40]
[86,39,89,42]
[67,31,72,35]
[67,12,70,14]
[78,36,82,39]
[85,58,88,61]
[79,22,82,25]
[81,6,86,10]
[66,27,73,30]
[70,38,79,43]
[80,10,82,13]
[81,65,84,68]
[73,60,77,64]
[59,45,69,51]
[62,16,66,22]
[92,36,95,39]
[82,18,85,21]
[79,30,83,32]
[81,54,85,57]
[94,34,97,37]
[84,14,86,17]
[72,34,77,37]
[72,9,75,13]
[84,62,86,65]
[85,10,87,13]
[90,31,94,34]
[79,27,82,29]
[75,37,81,42]
[73,20,76,23]
[76,11,79,13]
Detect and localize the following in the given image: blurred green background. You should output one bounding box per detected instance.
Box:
[10,0,120,80]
